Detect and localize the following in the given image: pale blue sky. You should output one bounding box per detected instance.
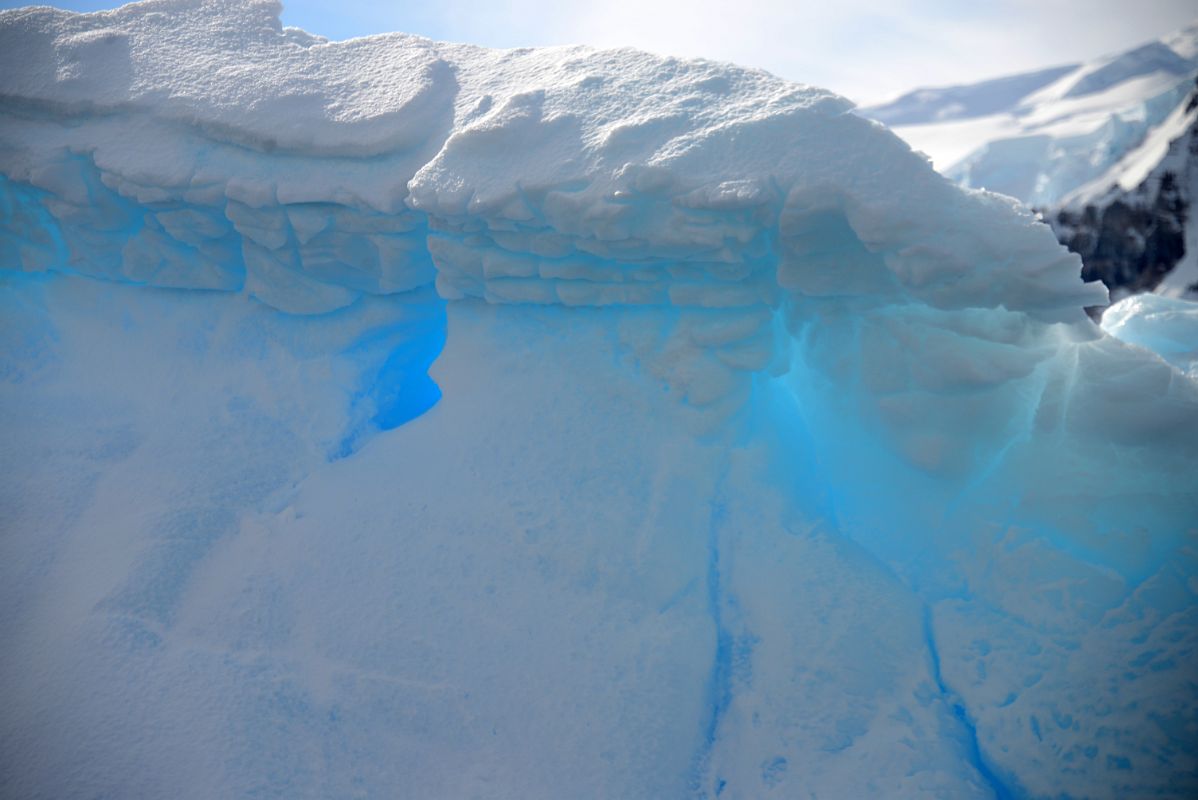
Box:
[4,0,1195,104]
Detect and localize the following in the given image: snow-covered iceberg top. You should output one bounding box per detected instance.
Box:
[0,0,1104,320]
[4,0,1195,475]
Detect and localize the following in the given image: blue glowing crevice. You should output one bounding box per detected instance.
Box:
[690,464,735,798]
[370,354,442,431]
[332,307,448,460]
[1,159,247,289]
[0,174,70,272]
[922,607,1019,800]
[2,158,449,464]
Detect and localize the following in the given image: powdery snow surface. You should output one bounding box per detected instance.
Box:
[1,2,1197,799]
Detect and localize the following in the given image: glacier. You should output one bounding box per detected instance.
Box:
[1,2,1197,799]
[863,24,1198,209]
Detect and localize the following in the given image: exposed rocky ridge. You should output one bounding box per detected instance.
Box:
[1047,78,1198,305]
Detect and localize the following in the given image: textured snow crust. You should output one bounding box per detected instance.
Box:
[2,3,1198,799]
[0,0,1104,320]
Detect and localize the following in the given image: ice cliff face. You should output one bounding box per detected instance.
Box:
[2,2,1197,799]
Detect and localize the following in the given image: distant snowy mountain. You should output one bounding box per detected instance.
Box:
[1051,79,1197,300]
[861,22,1198,302]
[864,64,1079,129]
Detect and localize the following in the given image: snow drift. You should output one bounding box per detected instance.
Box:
[1,2,1196,799]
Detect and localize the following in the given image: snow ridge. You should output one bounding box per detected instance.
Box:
[1,0,1102,324]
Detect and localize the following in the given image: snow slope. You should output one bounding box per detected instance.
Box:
[864,65,1080,129]
[2,2,1197,798]
[863,24,1198,208]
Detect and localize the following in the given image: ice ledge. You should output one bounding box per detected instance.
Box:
[7,0,1170,466]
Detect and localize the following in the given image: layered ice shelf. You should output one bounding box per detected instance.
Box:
[0,0,1105,320]
[1,2,1197,799]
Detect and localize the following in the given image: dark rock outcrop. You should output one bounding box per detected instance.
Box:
[1046,79,1197,306]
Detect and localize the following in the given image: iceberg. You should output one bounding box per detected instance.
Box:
[1102,292,1198,379]
[1,2,1196,798]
